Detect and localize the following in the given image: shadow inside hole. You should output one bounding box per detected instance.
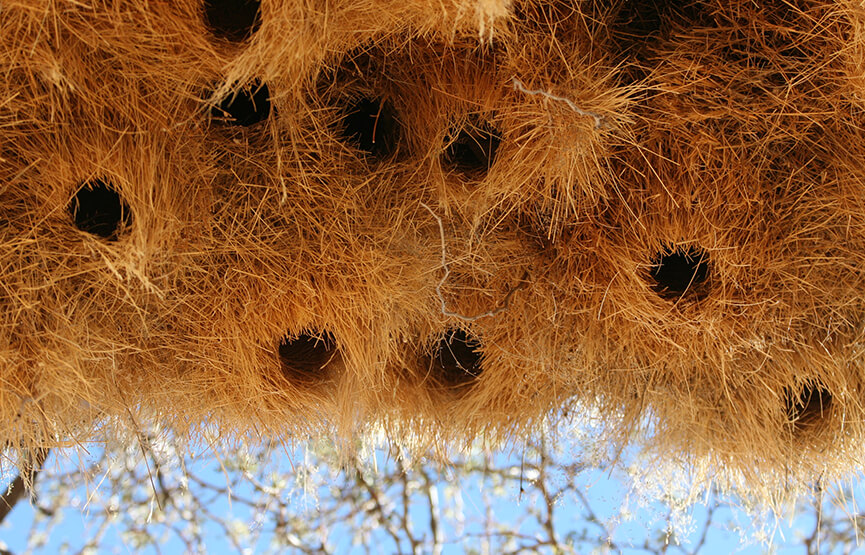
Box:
[784,384,832,431]
[339,97,400,158]
[277,331,337,386]
[203,0,261,42]
[211,82,271,127]
[426,329,484,390]
[443,120,501,177]
[649,245,710,300]
[68,179,132,240]
[613,0,701,41]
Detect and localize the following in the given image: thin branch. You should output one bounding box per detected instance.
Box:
[396,460,420,555]
[0,447,49,525]
[572,487,614,545]
[354,465,405,551]
[420,202,526,322]
[804,481,825,555]
[687,504,717,555]
[536,439,559,552]
[511,77,608,129]
[418,467,442,555]
[133,429,162,512]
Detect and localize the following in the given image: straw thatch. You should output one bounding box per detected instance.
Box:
[2,0,865,497]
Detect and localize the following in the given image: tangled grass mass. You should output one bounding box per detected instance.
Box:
[2,0,865,501]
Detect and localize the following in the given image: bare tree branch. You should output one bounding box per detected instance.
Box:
[0,447,49,525]
[420,202,527,322]
[511,77,608,129]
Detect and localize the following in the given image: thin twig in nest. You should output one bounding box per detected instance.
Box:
[420,203,526,322]
[511,77,607,129]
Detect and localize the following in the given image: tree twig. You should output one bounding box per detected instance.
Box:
[0,447,50,525]
[511,77,608,129]
[420,202,527,322]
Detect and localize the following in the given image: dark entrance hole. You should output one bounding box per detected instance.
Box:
[339,97,400,158]
[649,245,710,300]
[69,179,132,240]
[428,328,484,389]
[443,120,501,177]
[203,0,262,43]
[211,82,271,127]
[784,384,832,431]
[613,0,700,41]
[277,331,337,386]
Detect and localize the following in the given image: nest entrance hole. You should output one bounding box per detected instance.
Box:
[649,246,710,300]
[211,82,271,127]
[785,384,832,431]
[428,329,484,389]
[203,0,262,42]
[69,179,132,240]
[339,97,400,159]
[277,331,337,386]
[443,120,501,177]
[613,0,700,40]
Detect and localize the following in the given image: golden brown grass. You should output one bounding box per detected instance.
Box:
[2,0,865,501]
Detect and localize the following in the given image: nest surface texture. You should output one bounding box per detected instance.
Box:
[3,0,865,494]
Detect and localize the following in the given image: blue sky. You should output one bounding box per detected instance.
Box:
[2,437,859,554]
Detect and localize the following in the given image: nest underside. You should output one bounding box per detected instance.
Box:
[2,0,865,497]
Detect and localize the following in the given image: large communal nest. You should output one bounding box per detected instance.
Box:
[2,0,865,500]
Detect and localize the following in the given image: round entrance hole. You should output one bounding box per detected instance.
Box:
[649,245,710,300]
[203,0,261,43]
[613,0,699,40]
[443,120,501,177]
[339,97,400,159]
[68,179,132,240]
[785,384,832,431]
[211,82,271,127]
[277,331,337,386]
[428,329,484,389]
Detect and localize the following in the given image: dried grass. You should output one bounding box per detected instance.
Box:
[2,0,865,501]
